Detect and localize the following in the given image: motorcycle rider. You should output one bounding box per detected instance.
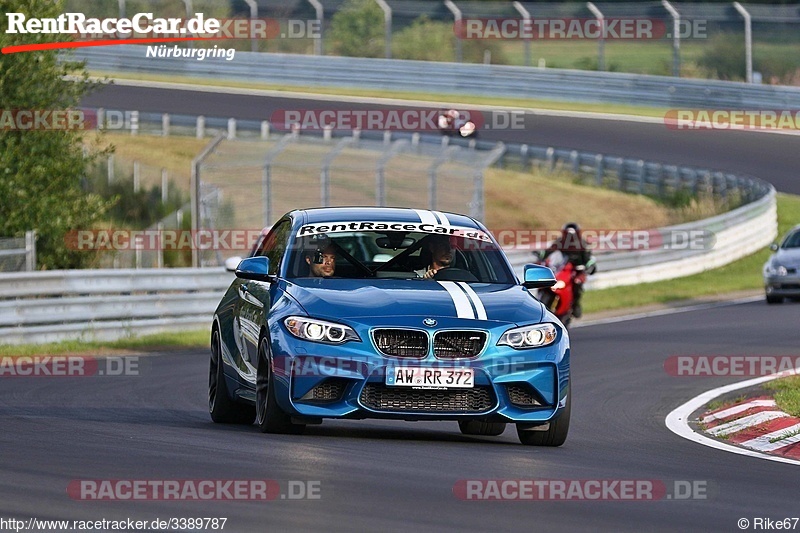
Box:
[437,109,460,131]
[538,222,596,318]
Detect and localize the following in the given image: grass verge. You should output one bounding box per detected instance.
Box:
[765,376,800,418]
[90,71,669,118]
[584,192,800,314]
[0,329,209,357]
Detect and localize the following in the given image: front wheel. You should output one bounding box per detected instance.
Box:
[256,336,305,434]
[209,329,255,425]
[517,389,570,446]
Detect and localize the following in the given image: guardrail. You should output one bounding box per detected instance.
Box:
[0,268,230,344]
[75,46,800,109]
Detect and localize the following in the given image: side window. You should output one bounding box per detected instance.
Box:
[256,219,291,275]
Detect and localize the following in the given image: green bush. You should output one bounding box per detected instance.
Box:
[329,0,384,58]
[392,16,508,64]
[697,33,746,81]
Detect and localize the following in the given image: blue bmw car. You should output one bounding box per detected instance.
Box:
[209,207,571,446]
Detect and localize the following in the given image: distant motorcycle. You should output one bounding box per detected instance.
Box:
[536,251,586,328]
[437,109,477,138]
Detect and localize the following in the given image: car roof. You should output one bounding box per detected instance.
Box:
[291,207,482,229]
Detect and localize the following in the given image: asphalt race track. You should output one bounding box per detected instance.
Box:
[2,302,799,531]
[82,83,800,195]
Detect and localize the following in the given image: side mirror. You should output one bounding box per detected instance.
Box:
[235,256,274,282]
[770,244,779,252]
[522,264,556,290]
[224,256,242,272]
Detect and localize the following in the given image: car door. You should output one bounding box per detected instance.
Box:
[236,218,291,371]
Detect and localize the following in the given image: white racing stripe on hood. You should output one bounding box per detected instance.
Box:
[432,210,450,226]
[413,209,438,226]
[457,282,488,320]
[437,281,476,319]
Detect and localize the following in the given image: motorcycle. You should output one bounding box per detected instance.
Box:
[535,251,587,328]
[437,109,477,138]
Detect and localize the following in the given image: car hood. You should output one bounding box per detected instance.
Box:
[284,279,543,325]
[774,248,800,268]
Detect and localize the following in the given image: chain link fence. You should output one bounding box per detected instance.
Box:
[194,132,503,266]
[0,232,36,273]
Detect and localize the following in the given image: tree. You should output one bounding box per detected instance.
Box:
[329,0,384,58]
[0,0,113,269]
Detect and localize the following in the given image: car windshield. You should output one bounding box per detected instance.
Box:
[287,230,515,284]
[782,231,800,249]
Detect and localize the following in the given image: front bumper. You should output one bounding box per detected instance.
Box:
[268,316,570,424]
[764,273,800,297]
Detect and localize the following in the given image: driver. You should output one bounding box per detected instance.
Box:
[303,236,337,278]
[417,234,454,279]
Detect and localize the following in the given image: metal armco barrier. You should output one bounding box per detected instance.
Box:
[74,47,800,109]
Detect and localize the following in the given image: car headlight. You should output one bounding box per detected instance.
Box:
[284,316,360,344]
[766,264,788,276]
[498,323,558,349]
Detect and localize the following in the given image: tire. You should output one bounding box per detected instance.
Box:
[766,294,784,304]
[209,328,256,424]
[256,335,305,434]
[458,420,507,436]
[517,389,570,447]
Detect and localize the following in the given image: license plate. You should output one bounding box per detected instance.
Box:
[386,367,474,388]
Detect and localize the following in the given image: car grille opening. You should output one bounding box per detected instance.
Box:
[434,331,488,359]
[506,384,544,407]
[372,329,428,358]
[299,379,347,402]
[360,384,494,413]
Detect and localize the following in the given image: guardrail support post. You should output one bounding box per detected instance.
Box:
[156,222,164,268]
[130,110,139,136]
[227,118,236,140]
[662,0,681,77]
[133,161,140,193]
[733,2,753,83]
[444,0,463,62]
[107,154,115,184]
[196,116,205,139]
[162,113,170,136]
[594,154,604,186]
[261,121,270,140]
[545,147,555,172]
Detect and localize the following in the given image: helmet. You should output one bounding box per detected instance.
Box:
[562,222,580,234]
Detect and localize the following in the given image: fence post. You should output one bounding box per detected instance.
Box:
[513,2,531,66]
[375,0,392,59]
[662,0,681,77]
[161,169,168,203]
[107,154,115,184]
[587,3,605,71]
[308,0,324,55]
[444,0,463,62]
[243,0,259,52]
[25,230,36,272]
[133,161,140,193]
[156,222,164,268]
[733,2,753,83]
[191,134,224,268]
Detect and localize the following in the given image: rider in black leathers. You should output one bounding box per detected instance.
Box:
[538,222,596,318]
